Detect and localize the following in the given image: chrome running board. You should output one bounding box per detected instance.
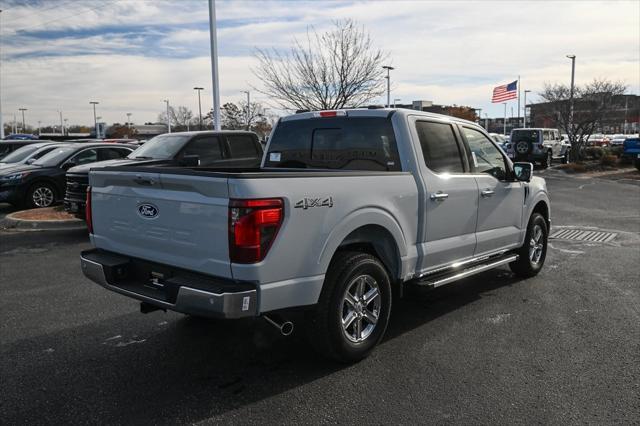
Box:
[414,254,518,289]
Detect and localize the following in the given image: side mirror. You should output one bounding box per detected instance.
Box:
[513,162,533,182]
[181,154,200,167]
[26,158,36,164]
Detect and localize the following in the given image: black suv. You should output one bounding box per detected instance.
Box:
[0,143,134,209]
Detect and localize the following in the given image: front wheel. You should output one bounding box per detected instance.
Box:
[26,182,57,208]
[510,213,548,278]
[542,150,552,169]
[306,251,392,363]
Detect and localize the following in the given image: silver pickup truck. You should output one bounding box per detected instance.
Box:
[81,108,550,362]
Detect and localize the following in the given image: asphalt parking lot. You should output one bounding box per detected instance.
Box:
[1,170,639,424]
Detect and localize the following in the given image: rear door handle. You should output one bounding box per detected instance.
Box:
[430,192,449,201]
[481,189,495,197]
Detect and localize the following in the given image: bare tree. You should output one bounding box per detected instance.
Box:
[158,106,194,131]
[253,19,388,111]
[538,79,627,160]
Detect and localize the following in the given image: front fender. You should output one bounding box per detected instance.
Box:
[317,207,407,273]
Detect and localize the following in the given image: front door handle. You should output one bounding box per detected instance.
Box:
[430,192,449,201]
[481,189,495,197]
[134,175,155,186]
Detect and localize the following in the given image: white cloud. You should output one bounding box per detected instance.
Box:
[1,0,638,126]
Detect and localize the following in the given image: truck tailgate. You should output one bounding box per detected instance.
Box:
[89,170,232,278]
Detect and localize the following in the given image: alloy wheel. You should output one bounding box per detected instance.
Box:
[529,224,545,264]
[32,186,54,207]
[341,274,381,343]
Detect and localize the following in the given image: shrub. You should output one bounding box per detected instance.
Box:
[558,162,588,173]
[585,147,603,159]
[600,155,617,167]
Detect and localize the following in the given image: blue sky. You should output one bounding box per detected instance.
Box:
[1,0,638,127]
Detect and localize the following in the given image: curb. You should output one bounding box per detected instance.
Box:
[1,212,86,231]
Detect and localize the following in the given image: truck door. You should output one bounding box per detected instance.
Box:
[411,118,479,273]
[459,126,524,256]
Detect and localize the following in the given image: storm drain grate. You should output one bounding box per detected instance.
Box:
[550,229,617,242]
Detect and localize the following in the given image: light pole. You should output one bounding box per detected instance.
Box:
[18,108,27,132]
[64,119,68,136]
[126,112,132,128]
[242,90,250,130]
[89,101,99,138]
[208,0,221,131]
[566,55,576,141]
[502,102,507,135]
[193,87,204,130]
[163,99,171,133]
[59,110,64,136]
[382,65,394,108]
[523,90,531,128]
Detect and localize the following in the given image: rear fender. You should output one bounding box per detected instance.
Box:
[318,207,407,279]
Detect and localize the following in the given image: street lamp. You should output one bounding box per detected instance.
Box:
[126,112,132,128]
[242,90,250,130]
[382,66,394,108]
[566,55,576,141]
[193,87,204,130]
[89,101,99,138]
[523,90,531,128]
[502,102,507,135]
[18,108,27,132]
[58,110,64,136]
[163,99,171,133]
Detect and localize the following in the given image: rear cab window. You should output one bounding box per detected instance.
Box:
[415,121,465,174]
[265,116,400,171]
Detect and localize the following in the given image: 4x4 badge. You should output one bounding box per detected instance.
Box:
[294,197,333,209]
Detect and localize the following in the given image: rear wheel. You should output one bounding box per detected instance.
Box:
[510,213,548,278]
[562,149,571,164]
[306,251,392,363]
[26,182,56,208]
[542,150,552,169]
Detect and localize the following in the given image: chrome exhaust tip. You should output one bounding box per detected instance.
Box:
[263,315,294,336]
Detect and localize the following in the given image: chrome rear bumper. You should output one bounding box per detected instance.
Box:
[81,250,257,319]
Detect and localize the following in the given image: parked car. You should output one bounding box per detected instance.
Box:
[0,140,43,160]
[81,108,550,362]
[489,133,507,150]
[3,133,38,140]
[505,128,570,168]
[586,134,609,147]
[0,143,135,208]
[64,130,263,217]
[0,142,64,170]
[622,137,640,170]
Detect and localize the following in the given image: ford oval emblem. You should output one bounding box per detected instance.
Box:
[138,203,158,219]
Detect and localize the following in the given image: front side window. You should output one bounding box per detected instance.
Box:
[99,148,131,161]
[462,127,507,180]
[415,121,464,174]
[182,137,222,166]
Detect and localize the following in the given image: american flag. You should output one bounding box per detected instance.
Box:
[492,80,518,103]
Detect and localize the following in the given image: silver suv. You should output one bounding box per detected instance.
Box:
[507,128,571,168]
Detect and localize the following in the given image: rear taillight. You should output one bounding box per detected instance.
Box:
[85,186,93,234]
[228,198,283,263]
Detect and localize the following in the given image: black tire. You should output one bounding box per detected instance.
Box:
[542,150,552,169]
[25,182,57,209]
[562,149,571,164]
[510,213,548,278]
[306,251,392,363]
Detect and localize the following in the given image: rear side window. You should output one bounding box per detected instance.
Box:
[182,137,222,166]
[99,148,130,161]
[227,135,258,158]
[265,117,400,171]
[71,149,98,166]
[415,121,464,174]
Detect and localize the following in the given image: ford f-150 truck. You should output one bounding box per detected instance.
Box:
[81,108,550,362]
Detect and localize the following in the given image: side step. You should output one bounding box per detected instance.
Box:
[413,254,518,289]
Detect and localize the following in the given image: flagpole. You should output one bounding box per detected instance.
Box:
[517,75,521,128]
